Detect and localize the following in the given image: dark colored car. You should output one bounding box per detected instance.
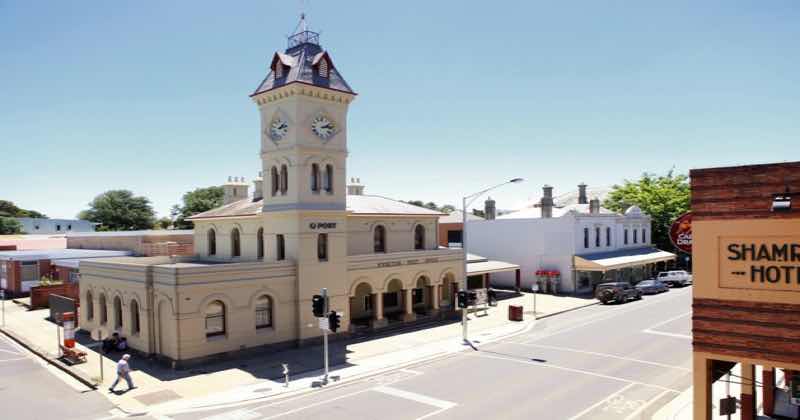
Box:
[595,282,642,304]
[635,279,669,295]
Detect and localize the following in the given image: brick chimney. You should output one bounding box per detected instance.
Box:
[223,176,249,205]
[541,185,554,218]
[253,171,264,201]
[484,197,496,220]
[578,183,588,204]
[589,197,601,214]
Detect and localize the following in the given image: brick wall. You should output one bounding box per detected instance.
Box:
[29,283,79,309]
[142,241,194,257]
[691,161,800,221]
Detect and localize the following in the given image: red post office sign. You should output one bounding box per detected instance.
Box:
[670,212,692,254]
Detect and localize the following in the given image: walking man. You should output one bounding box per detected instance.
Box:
[109,354,134,392]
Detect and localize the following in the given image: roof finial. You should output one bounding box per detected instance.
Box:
[288,0,319,48]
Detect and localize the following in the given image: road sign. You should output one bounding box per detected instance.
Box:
[318,317,329,331]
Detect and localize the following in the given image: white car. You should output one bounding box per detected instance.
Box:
[657,270,693,287]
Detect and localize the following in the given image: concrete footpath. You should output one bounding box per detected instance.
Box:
[0,292,596,416]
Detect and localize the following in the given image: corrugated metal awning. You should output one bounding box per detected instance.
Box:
[574,247,676,271]
[467,260,520,276]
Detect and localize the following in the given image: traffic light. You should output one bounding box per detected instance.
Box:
[457,291,468,309]
[328,311,341,333]
[312,294,326,317]
[467,290,478,306]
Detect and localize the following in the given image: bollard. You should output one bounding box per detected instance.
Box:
[282,363,290,387]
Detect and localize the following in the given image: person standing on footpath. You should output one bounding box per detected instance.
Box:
[109,354,135,392]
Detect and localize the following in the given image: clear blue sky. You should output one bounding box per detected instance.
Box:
[2,1,798,219]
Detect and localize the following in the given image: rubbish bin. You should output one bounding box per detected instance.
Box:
[508,305,523,322]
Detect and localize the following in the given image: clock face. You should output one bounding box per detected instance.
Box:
[311,115,335,140]
[270,118,289,140]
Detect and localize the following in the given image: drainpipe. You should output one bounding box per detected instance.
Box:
[174,270,181,365]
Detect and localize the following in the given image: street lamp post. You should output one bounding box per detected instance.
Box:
[461,178,524,343]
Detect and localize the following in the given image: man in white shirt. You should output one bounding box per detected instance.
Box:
[109,354,134,392]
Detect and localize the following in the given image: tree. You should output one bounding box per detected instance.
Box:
[0,217,23,234]
[156,217,173,230]
[603,171,690,252]
[472,209,486,218]
[404,200,458,213]
[171,186,224,229]
[79,190,156,231]
[0,200,47,219]
[440,204,456,214]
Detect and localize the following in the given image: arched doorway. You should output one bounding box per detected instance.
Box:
[441,272,456,309]
[413,276,432,315]
[349,282,373,330]
[383,279,404,320]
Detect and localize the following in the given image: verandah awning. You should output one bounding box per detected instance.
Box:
[466,254,520,276]
[574,247,676,272]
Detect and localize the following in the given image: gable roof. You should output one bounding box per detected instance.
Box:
[187,195,443,221]
[252,42,355,96]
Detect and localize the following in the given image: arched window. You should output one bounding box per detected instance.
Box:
[257,228,264,260]
[99,294,108,324]
[276,234,286,261]
[255,295,273,329]
[311,164,320,192]
[374,225,386,253]
[130,300,140,335]
[606,227,611,246]
[414,225,425,250]
[271,166,279,196]
[231,228,241,257]
[113,296,123,330]
[86,291,94,321]
[280,165,288,194]
[642,228,647,243]
[275,62,283,78]
[208,229,217,256]
[595,227,600,247]
[633,229,638,244]
[205,300,226,338]
[324,164,333,193]
[318,233,328,261]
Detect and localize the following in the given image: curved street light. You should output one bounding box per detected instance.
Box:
[461,177,524,343]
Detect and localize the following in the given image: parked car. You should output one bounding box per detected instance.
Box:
[656,270,693,287]
[635,279,669,295]
[595,282,642,304]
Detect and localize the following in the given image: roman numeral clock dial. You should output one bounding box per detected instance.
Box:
[269,118,289,140]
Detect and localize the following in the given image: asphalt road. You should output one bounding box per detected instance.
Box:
[163,286,693,420]
[0,333,115,420]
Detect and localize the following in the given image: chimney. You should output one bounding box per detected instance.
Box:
[589,197,600,214]
[484,197,496,220]
[223,176,249,205]
[541,185,554,218]
[347,177,365,196]
[578,183,588,205]
[253,171,264,201]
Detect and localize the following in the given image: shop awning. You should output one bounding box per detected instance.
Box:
[467,254,520,276]
[574,247,676,272]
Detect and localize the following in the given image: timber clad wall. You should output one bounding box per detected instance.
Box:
[693,298,800,365]
[691,161,800,221]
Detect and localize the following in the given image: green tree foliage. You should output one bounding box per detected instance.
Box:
[0,200,47,219]
[405,200,458,213]
[440,204,456,214]
[0,217,23,234]
[171,186,224,229]
[156,217,173,230]
[603,171,690,252]
[79,190,156,231]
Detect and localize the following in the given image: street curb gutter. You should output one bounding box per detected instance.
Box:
[0,327,98,391]
[533,300,600,321]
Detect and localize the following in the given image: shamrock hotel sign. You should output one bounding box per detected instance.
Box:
[721,236,800,292]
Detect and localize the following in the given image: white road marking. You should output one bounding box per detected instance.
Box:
[468,353,682,393]
[522,289,691,344]
[399,368,424,375]
[373,386,456,409]
[622,389,672,420]
[199,408,259,420]
[644,311,691,331]
[0,347,23,355]
[0,357,28,362]
[641,330,692,340]
[512,342,691,372]
[565,383,638,420]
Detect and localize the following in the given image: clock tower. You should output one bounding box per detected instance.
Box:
[250,17,356,342]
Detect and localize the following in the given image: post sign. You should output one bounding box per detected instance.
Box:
[719,396,737,416]
[474,288,488,306]
[318,317,330,331]
[719,236,800,292]
[669,212,692,254]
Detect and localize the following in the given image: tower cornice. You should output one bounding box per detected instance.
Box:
[251,82,356,106]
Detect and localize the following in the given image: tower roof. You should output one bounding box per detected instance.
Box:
[251,16,355,97]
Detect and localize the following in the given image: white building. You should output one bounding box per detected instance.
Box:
[467,184,675,294]
[16,218,97,234]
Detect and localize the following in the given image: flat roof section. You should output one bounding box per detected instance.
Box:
[574,247,675,271]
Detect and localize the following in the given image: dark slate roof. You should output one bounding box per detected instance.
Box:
[251,41,355,96]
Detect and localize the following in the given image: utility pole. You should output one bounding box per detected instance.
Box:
[322,288,329,385]
[1,289,5,328]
